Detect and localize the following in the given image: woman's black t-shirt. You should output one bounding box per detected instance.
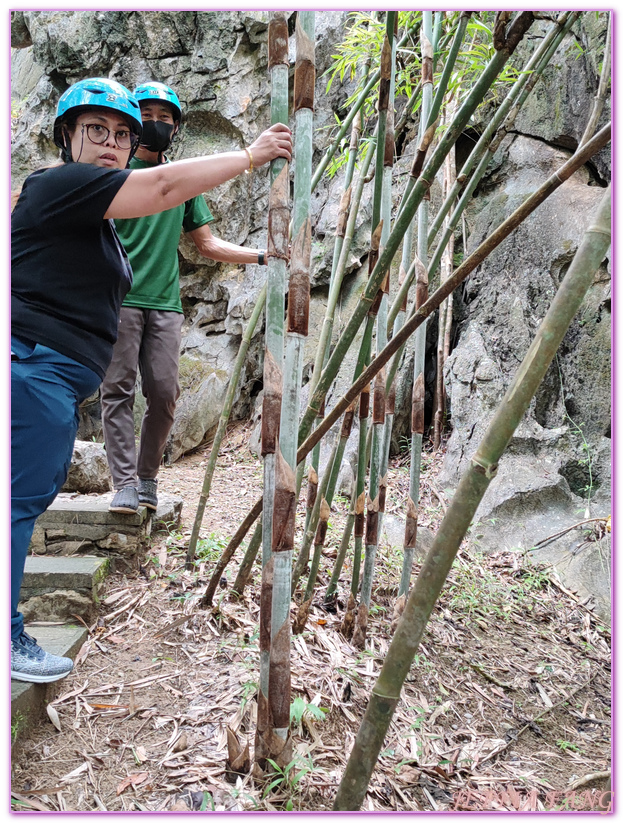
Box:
[11,162,133,379]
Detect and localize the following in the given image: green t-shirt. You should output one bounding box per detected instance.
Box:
[114,157,214,312]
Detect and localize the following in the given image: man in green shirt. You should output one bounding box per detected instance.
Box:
[102,81,268,513]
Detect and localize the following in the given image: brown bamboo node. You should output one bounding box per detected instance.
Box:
[267,164,290,259]
[493,11,512,50]
[294,17,315,112]
[378,36,392,111]
[272,449,296,552]
[504,12,535,55]
[319,497,331,522]
[269,622,291,727]
[355,491,366,515]
[368,288,383,317]
[314,519,329,546]
[386,382,396,416]
[471,456,499,479]
[359,384,371,420]
[378,474,388,513]
[340,592,357,639]
[261,348,282,455]
[411,372,425,435]
[380,269,390,295]
[268,14,289,68]
[336,186,352,237]
[341,401,356,438]
[287,218,311,335]
[371,218,384,251]
[354,511,365,539]
[306,467,318,509]
[404,514,418,549]
[373,368,386,424]
[259,557,274,652]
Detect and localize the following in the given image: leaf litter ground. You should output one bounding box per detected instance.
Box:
[11,421,611,812]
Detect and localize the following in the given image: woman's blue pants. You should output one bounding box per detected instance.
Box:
[11,337,100,640]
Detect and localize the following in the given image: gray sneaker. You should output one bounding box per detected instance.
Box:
[138,478,158,511]
[11,631,74,683]
[109,485,139,513]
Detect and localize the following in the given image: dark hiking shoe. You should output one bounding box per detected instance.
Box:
[109,485,139,513]
[138,478,158,511]
[11,631,73,683]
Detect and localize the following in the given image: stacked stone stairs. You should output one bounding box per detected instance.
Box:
[12,491,182,739]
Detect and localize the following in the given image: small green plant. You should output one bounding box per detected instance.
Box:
[11,712,26,744]
[556,739,580,753]
[290,696,328,734]
[194,532,227,563]
[262,753,314,800]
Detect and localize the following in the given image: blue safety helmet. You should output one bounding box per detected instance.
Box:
[53,77,142,162]
[134,81,182,123]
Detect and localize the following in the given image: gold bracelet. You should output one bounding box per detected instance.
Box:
[244,147,254,174]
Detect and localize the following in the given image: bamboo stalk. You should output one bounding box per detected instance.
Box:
[432,134,455,451]
[201,12,552,587]
[255,10,290,773]
[299,13,536,447]
[185,284,266,568]
[231,517,263,599]
[293,124,611,468]
[201,122,609,605]
[291,431,341,598]
[333,184,611,810]
[310,25,415,192]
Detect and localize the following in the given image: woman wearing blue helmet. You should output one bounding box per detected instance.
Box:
[11,76,291,684]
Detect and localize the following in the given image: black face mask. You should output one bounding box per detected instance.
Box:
[140,120,176,153]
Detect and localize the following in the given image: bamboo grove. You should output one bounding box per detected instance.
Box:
[186,10,611,808]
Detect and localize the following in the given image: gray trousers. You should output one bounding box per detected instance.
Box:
[101,307,183,489]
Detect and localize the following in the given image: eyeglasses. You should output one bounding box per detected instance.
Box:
[80,122,137,150]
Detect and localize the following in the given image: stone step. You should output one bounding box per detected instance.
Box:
[11,624,88,739]
[29,492,182,559]
[19,555,112,623]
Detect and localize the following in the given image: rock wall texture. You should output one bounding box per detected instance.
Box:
[11,12,611,595]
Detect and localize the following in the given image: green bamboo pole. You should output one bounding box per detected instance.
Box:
[396,10,433,603]
[291,430,341,600]
[310,25,415,192]
[255,11,290,773]
[267,10,315,758]
[385,10,578,413]
[231,516,263,598]
[432,142,455,452]
[186,284,266,569]
[324,481,357,605]
[334,184,611,810]
[303,61,369,531]
[200,122,609,610]
[352,369,386,649]
[395,10,473,224]
[351,13,397,647]
[298,13,536,451]
[201,11,537,572]
[293,124,610,470]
